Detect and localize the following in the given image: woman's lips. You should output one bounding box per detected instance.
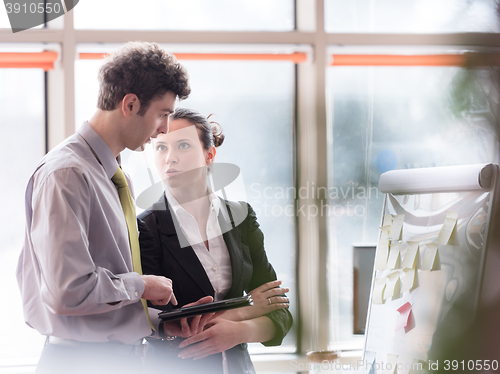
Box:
[165,169,181,177]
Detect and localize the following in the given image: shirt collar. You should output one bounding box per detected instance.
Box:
[164,188,221,217]
[77,121,119,179]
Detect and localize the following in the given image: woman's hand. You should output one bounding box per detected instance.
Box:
[225,280,289,321]
[177,318,244,360]
[162,296,223,338]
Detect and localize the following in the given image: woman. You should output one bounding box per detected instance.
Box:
[138,108,293,374]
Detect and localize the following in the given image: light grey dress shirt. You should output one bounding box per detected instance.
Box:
[16,122,151,345]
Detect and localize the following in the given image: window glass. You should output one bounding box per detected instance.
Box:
[75,0,294,31]
[325,0,500,33]
[326,64,498,345]
[75,56,297,352]
[0,69,46,362]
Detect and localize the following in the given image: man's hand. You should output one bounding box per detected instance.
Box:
[141,275,177,306]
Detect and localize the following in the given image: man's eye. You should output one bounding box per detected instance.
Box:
[179,142,190,149]
[160,113,168,119]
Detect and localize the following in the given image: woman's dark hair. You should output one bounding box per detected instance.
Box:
[170,108,225,149]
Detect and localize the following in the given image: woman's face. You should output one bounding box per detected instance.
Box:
[153,118,209,189]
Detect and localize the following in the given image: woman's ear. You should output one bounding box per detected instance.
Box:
[206,146,217,165]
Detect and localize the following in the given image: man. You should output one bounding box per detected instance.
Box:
[16,42,190,374]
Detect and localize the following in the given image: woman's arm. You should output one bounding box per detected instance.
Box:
[177,316,276,361]
[240,203,294,346]
[222,280,289,321]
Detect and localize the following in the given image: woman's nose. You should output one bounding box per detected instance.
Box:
[165,150,178,164]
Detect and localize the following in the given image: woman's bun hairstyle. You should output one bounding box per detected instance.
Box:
[208,115,225,148]
[170,108,225,150]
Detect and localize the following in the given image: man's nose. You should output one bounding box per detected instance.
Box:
[158,121,169,135]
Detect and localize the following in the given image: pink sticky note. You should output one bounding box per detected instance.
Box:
[395,302,413,332]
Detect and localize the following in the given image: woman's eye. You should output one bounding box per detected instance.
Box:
[156,144,167,151]
[179,142,190,149]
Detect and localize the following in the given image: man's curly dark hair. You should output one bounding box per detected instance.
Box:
[97,41,191,116]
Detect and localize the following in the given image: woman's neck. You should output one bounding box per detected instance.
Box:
[168,181,212,220]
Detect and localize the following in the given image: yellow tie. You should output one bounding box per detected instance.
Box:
[112,167,155,331]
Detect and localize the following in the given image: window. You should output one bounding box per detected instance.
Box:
[0,68,46,362]
[75,0,294,31]
[325,0,500,33]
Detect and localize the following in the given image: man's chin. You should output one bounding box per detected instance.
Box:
[133,144,147,152]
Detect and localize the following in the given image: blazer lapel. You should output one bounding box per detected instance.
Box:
[219,200,244,299]
[153,195,215,297]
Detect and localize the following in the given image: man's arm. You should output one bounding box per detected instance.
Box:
[30,167,173,315]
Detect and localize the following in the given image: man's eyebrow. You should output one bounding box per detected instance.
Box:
[161,108,174,113]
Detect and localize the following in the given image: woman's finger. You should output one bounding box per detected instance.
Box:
[262,287,289,299]
[198,312,215,333]
[180,317,191,337]
[269,296,289,304]
[189,314,202,335]
[249,280,282,295]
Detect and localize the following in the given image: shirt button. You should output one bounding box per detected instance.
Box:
[212,265,217,272]
[135,291,138,297]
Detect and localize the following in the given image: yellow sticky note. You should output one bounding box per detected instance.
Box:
[402,241,419,269]
[373,278,386,304]
[437,211,458,245]
[384,271,400,300]
[421,243,440,271]
[389,214,405,240]
[387,242,401,269]
[386,353,398,374]
[380,225,391,241]
[401,268,417,293]
[375,227,391,271]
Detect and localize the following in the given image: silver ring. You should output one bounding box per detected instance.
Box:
[268,298,272,305]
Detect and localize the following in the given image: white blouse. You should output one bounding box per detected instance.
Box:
[164,189,233,373]
[164,188,233,301]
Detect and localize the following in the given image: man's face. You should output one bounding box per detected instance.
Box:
[126,91,176,151]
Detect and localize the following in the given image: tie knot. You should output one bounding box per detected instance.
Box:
[112,167,128,189]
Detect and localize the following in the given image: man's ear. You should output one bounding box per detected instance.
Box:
[121,94,140,117]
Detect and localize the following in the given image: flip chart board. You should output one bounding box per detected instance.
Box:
[363,164,499,373]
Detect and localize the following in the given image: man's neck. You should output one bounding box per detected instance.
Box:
[88,109,125,158]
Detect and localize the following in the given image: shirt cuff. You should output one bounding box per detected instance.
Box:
[121,271,144,302]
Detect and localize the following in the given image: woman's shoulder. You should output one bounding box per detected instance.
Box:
[219,198,259,228]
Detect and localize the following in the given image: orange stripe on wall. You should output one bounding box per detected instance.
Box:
[79,52,308,63]
[330,53,500,67]
[0,51,58,71]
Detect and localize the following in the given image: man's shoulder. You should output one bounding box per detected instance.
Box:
[34,134,95,182]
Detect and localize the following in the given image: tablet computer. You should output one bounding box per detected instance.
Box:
[158,295,253,322]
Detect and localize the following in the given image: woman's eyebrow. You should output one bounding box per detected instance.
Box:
[176,139,191,143]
